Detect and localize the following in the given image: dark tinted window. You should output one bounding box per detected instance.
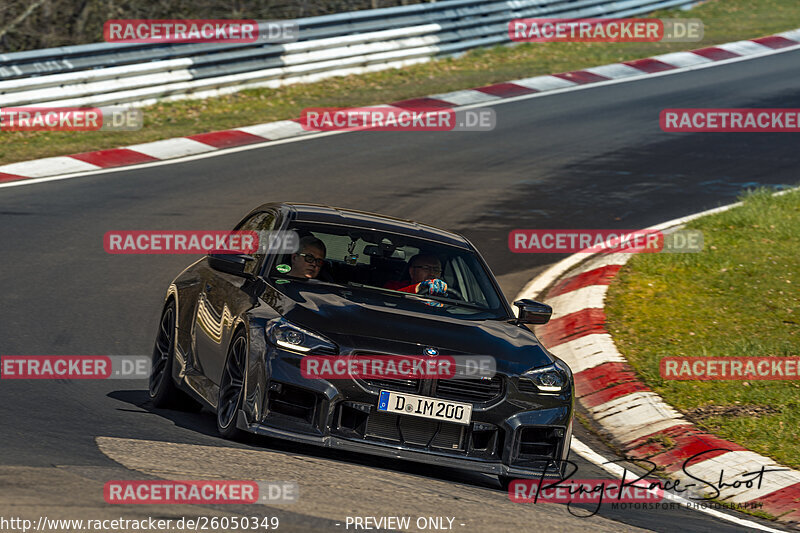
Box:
[270,222,507,318]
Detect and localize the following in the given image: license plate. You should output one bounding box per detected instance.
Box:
[377,390,472,425]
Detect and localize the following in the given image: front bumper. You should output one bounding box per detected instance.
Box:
[238,411,507,474]
[241,345,574,478]
[238,412,572,478]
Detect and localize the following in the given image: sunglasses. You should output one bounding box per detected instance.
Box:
[297,252,324,267]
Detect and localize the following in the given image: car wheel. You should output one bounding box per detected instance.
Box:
[216,331,248,440]
[149,301,200,410]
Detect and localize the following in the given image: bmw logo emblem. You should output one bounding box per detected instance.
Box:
[424,347,438,356]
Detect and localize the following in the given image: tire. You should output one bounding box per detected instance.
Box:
[216,331,248,440]
[149,301,200,410]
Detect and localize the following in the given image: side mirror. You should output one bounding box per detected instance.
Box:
[513,299,552,325]
[208,252,256,278]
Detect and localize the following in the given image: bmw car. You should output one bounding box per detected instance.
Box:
[149,203,574,483]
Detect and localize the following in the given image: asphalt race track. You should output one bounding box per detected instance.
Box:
[1,48,798,532]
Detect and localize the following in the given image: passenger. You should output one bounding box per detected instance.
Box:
[385,254,447,295]
[288,236,327,279]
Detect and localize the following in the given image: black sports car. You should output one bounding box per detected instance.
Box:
[149,203,573,483]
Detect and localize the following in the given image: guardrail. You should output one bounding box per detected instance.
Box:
[0,0,699,108]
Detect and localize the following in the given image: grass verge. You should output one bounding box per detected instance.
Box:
[2,0,800,165]
[605,188,800,469]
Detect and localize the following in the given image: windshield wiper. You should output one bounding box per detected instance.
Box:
[346,282,486,310]
[271,276,348,289]
[413,293,486,310]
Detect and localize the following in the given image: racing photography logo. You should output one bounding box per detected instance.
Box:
[509,478,664,506]
[509,229,704,253]
[104,480,298,504]
[506,453,782,517]
[103,230,299,254]
[299,107,496,132]
[1,356,150,379]
[661,108,800,132]
[661,357,800,380]
[509,18,703,42]
[300,355,496,380]
[103,20,299,44]
[0,107,143,131]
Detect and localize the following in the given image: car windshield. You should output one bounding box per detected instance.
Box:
[268,222,508,319]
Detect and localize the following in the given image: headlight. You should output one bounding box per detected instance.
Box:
[522,362,569,393]
[266,318,337,355]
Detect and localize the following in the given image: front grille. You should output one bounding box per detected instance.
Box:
[352,351,503,403]
[436,376,503,402]
[362,378,419,393]
[362,376,504,402]
[365,411,465,450]
[353,351,420,393]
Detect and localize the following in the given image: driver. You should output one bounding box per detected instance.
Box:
[288,236,327,279]
[384,254,448,295]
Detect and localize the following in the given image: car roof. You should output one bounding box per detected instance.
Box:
[252,202,472,249]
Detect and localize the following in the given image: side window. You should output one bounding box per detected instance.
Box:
[236,211,276,275]
[450,256,489,306]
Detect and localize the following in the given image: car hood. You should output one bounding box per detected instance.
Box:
[264,280,554,373]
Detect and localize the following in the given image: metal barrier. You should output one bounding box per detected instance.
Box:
[0,0,699,107]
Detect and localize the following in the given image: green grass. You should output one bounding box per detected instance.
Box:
[3,0,800,165]
[605,188,800,469]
